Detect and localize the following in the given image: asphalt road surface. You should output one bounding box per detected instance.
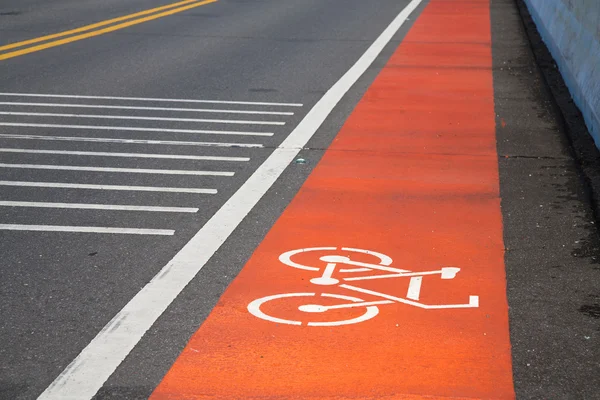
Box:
[1,0,599,399]
[0,0,424,398]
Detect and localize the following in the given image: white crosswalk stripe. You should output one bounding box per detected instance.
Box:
[0,93,301,234]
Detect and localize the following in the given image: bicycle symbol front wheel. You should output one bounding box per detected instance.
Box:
[247,292,379,326]
[279,247,393,272]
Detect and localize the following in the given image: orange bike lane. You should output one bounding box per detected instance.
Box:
[151,0,515,398]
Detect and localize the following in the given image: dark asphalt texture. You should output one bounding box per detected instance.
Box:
[1,0,599,399]
[493,0,600,398]
[0,0,423,399]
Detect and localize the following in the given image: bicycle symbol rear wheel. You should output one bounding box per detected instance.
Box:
[247,292,379,326]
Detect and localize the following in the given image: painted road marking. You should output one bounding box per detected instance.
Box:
[279,246,394,272]
[0,111,286,126]
[0,163,234,176]
[0,148,250,162]
[36,0,424,398]
[0,224,174,235]
[0,201,199,213]
[0,181,217,194]
[247,292,381,327]
[406,276,422,300]
[247,247,477,326]
[0,134,264,148]
[0,0,211,52]
[0,102,293,116]
[338,284,480,310]
[0,92,304,107]
[150,0,514,398]
[0,0,218,61]
[0,93,293,240]
[0,123,273,137]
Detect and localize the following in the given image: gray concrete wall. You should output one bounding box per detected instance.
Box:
[523,0,600,146]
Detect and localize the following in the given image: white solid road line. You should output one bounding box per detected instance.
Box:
[0,224,174,235]
[0,133,263,148]
[0,92,304,107]
[0,181,217,194]
[0,122,274,137]
[0,148,250,162]
[0,201,199,213]
[0,163,235,176]
[0,101,294,115]
[0,111,286,126]
[37,1,424,398]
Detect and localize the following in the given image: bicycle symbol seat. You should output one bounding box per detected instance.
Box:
[247,247,479,326]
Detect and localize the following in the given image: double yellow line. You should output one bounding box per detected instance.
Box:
[0,0,217,61]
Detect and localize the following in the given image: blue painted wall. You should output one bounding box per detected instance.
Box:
[523,0,600,147]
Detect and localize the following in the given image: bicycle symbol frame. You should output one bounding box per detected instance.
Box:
[247,247,479,326]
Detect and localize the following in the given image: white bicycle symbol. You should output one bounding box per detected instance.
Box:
[247,247,479,326]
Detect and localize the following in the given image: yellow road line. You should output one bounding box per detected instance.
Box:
[0,0,205,53]
[0,0,217,61]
